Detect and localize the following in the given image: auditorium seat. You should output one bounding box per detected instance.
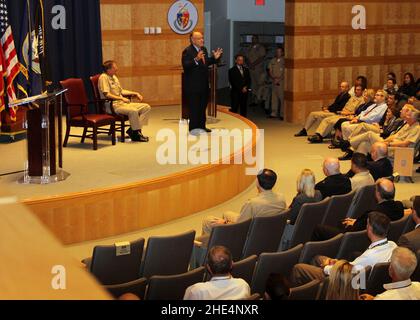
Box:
[198,219,252,266]
[60,78,116,150]
[288,198,331,250]
[388,214,411,242]
[90,74,130,143]
[365,262,392,296]
[141,230,195,278]
[336,230,370,261]
[104,277,148,300]
[231,255,258,286]
[346,185,378,219]
[89,238,145,285]
[145,267,206,300]
[298,233,344,264]
[241,211,289,259]
[288,279,321,300]
[321,191,356,228]
[251,244,303,296]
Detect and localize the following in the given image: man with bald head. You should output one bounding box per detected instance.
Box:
[184,246,250,300]
[367,142,393,180]
[182,31,223,135]
[295,81,351,137]
[312,177,404,241]
[315,157,352,199]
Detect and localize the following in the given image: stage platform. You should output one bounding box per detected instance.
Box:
[0,106,257,244]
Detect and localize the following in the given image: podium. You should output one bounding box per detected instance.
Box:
[181,64,220,120]
[9,90,70,184]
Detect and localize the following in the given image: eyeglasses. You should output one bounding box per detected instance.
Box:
[375,94,384,97]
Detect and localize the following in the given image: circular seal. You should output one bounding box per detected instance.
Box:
[167,1,198,35]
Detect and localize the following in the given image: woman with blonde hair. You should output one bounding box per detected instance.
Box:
[326,260,360,300]
[279,169,322,250]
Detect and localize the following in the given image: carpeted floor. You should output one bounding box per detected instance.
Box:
[64,104,419,261]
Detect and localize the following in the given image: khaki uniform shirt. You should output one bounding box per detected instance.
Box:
[98,73,126,110]
[342,95,365,114]
[236,190,287,223]
[268,57,285,82]
[393,122,420,147]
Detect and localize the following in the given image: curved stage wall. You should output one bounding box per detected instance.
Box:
[23,109,258,245]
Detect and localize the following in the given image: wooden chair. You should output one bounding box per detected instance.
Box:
[90,74,130,143]
[60,78,116,150]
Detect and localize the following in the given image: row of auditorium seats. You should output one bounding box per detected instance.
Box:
[83,186,417,299]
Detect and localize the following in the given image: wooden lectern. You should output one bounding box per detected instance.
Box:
[182,64,219,120]
[9,90,69,184]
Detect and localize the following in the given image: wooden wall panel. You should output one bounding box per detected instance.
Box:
[100,0,204,106]
[285,0,420,123]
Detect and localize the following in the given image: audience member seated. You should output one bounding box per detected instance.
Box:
[314,158,351,199]
[341,90,388,142]
[398,196,420,253]
[361,247,420,300]
[383,72,399,92]
[349,153,375,190]
[385,78,398,94]
[367,142,394,181]
[290,212,397,287]
[339,104,419,160]
[280,169,323,250]
[331,89,376,149]
[294,81,351,137]
[201,169,286,236]
[325,260,360,300]
[184,246,250,300]
[308,85,365,143]
[397,72,417,108]
[289,169,323,225]
[312,178,404,241]
[348,75,368,97]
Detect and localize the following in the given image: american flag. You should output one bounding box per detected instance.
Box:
[0,0,19,120]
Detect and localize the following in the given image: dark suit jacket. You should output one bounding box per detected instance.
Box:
[182,44,217,94]
[351,200,405,231]
[367,157,394,181]
[327,92,351,114]
[398,226,420,253]
[381,118,405,139]
[315,174,352,199]
[229,65,251,93]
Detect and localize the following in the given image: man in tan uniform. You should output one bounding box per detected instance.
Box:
[308,85,365,143]
[246,36,266,106]
[99,60,151,142]
[268,47,285,119]
[342,104,420,156]
[200,169,287,235]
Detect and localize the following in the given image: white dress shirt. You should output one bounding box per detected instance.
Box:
[374,280,420,300]
[324,238,397,275]
[350,171,375,190]
[358,102,388,124]
[183,275,250,300]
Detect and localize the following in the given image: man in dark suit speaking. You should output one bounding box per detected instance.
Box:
[229,54,251,117]
[182,32,223,135]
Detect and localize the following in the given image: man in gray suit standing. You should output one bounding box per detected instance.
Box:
[398,196,420,253]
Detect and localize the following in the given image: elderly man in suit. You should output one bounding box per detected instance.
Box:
[182,32,223,135]
[367,142,394,180]
[398,196,420,253]
[229,54,251,117]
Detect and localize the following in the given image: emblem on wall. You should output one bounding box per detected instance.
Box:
[168,1,198,34]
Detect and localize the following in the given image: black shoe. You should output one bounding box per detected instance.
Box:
[308,134,323,143]
[204,128,212,133]
[279,116,284,121]
[126,128,133,136]
[295,129,307,137]
[339,151,354,161]
[131,134,149,142]
[340,140,351,152]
